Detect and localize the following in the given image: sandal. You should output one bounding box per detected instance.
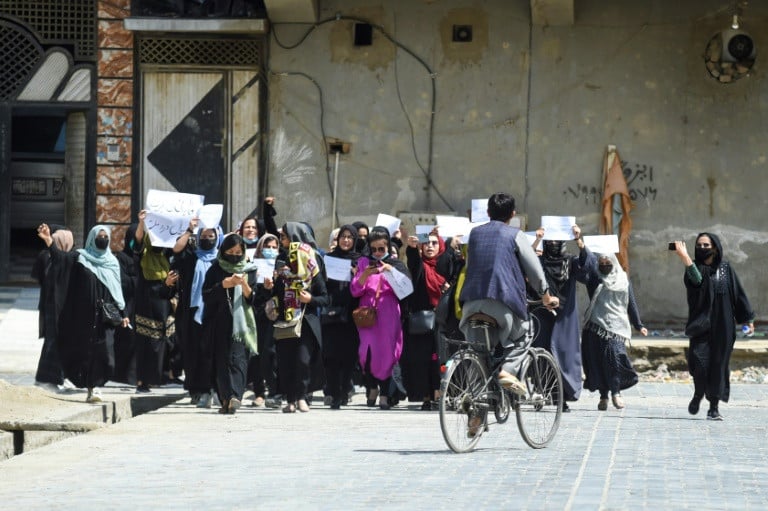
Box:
[366,388,379,407]
[611,394,625,409]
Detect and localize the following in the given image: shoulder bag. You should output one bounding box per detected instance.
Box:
[273,305,305,340]
[97,298,122,328]
[320,304,349,325]
[352,277,381,328]
[408,309,436,335]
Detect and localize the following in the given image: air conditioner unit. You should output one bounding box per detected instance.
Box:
[721,29,756,63]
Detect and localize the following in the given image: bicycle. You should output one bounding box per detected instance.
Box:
[439,302,564,453]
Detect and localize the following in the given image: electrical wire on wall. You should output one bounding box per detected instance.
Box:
[271,14,454,212]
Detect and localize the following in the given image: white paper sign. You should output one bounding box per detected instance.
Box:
[252,258,276,284]
[383,268,414,300]
[435,215,470,239]
[471,199,490,223]
[144,189,205,248]
[461,221,488,243]
[198,204,223,229]
[541,216,576,240]
[323,255,353,282]
[415,225,434,243]
[583,235,620,254]
[374,214,401,237]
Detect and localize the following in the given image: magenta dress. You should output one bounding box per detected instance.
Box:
[350,257,404,381]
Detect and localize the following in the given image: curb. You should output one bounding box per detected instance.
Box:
[629,339,768,372]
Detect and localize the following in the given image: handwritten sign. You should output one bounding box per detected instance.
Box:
[324,255,353,282]
[435,215,470,239]
[198,204,223,230]
[583,235,619,254]
[374,213,401,237]
[144,189,204,248]
[383,268,413,300]
[541,216,576,240]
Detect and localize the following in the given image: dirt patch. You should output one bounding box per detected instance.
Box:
[0,379,86,425]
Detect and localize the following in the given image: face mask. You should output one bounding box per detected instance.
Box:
[243,237,258,246]
[371,252,389,261]
[355,239,367,252]
[695,247,713,262]
[199,238,216,251]
[94,237,109,250]
[261,247,278,260]
[221,253,242,265]
[598,264,613,276]
[543,241,564,259]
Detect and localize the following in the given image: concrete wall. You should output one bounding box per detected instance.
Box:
[266,0,768,325]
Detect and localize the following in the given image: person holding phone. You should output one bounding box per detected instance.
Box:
[673,233,755,420]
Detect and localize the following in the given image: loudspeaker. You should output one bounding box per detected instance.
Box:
[721,29,756,63]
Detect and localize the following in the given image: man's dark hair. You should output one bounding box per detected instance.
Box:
[487,193,516,222]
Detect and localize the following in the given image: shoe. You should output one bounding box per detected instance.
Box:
[86,388,102,403]
[498,372,526,397]
[688,395,702,415]
[366,388,379,407]
[707,409,724,421]
[228,398,241,414]
[212,393,221,407]
[330,398,342,410]
[323,395,334,406]
[61,378,77,390]
[197,393,213,409]
[135,384,151,394]
[265,396,282,409]
[611,394,625,409]
[252,396,266,408]
[218,401,229,414]
[282,402,296,413]
[562,402,571,413]
[467,415,483,438]
[421,401,432,411]
[189,393,201,406]
[598,398,608,411]
[297,399,310,413]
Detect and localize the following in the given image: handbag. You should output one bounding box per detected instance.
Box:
[408,310,436,335]
[273,306,305,340]
[320,305,348,325]
[98,299,122,328]
[352,278,381,328]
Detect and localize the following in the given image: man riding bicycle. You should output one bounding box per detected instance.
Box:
[459,192,559,396]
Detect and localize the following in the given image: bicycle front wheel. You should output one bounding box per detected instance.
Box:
[440,351,489,453]
[515,349,563,449]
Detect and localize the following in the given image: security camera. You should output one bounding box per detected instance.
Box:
[720,29,756,63]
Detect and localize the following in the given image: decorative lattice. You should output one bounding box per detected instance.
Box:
[0,20,43,100]
[0,0,96,60]
[139,37,261,67]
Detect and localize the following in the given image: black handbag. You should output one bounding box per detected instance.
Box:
[320,305,348,325]
[408,310,436,335]
[98,299,122,328]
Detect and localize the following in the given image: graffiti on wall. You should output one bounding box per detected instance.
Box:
[563,161,658,205]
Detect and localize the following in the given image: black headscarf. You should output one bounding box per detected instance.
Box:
[540,240,570,303]
[352,221,369,253]
[694,232,723,268]
[282,221,319,250]
[329,224,360,262]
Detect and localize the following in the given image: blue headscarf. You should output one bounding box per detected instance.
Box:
[76,225,125,309]
[192,226,223,324]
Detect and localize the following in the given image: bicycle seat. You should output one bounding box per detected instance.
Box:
[467,313,498,327]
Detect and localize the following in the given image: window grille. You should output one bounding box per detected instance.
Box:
[0,20,44,100]
[139,37,261,67]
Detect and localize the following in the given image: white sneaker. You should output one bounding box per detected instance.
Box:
[61,378,77,390]
[211,392,221,407]
[196,392,212,408]
[86,388,102,403]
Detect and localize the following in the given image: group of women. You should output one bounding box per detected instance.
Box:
[32,201,755,420]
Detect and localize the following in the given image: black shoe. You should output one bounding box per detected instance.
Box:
[707,409,723,421]
[421,401,431,411]
[688,395,702,415]
[330,398,342,410]
[562,402,571,413]
[135,384,151,394]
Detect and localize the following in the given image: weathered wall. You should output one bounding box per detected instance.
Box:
[266,0,768,324]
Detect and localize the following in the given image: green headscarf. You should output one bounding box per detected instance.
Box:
[140,234,170,281]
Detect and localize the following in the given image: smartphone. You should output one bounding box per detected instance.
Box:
[668,242,676,251]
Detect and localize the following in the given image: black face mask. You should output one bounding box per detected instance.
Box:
[598,264,613,276]
[355,238,367,252]
[221,253,242,265]
[199,238,216,251]
[543,241,565,259]
[695,247,713,262]
[94,237,109,250]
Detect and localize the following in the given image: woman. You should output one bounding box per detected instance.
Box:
[582,253,648,410]
[404,229,455,410]
[237,196,279,253]
[273,223,329,413]
[112,224,139,386]
[247,233,280,408]
[171,219,223,406]
[350,227,410,410]
[352,221,369,254]
[32,227,74,390]
[531,225,595,412]
[321,225,361,409]
[37,223,129,402]
[202,234,259,414]
[674,233,755,420]
[132,210,176,393]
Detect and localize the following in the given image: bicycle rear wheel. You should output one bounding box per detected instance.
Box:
[515,349,563,449]
[439,351,489,453]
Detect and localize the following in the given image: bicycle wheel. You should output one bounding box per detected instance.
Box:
[440,351,489,453]
[515,349,563,449]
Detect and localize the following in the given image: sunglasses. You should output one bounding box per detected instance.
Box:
[424,240,439,246]
[339,235,354,240]
[370,246,388,253]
